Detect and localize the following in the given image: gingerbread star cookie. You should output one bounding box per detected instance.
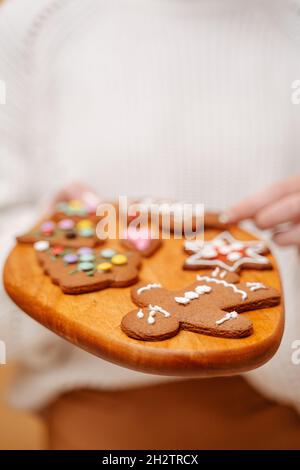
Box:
[121,274,280,341]
[17,218,100,249]
[184,231,271,272]
[121,226,162,257]
[35,243,141,294]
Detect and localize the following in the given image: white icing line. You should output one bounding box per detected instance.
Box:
[195,285,212,294]
[184,240,203,252]
[147,315,155,325]
[184,291,199,300]
[216,311,239,325]
[196,275,248,300]
[146,304,171,325]
[184,231,269,272]
[174,285,212,305]
[137,283,162,295]
[174,296,190,305]
[220,270,227,279]
[185,253,269,272]
[136,309,144,319]
[246,282,266,292]
[218,214,230,224]
[212,267,220,277]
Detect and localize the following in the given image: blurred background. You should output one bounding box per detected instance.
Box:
[1,0,300,450]
[0,0,45,450]
[0,365,46,449]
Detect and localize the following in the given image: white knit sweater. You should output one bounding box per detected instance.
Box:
[1,0,300,411]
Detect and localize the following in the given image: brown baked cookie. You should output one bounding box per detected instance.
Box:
[122,198,229,233]
[17,218,101,249]
[35,243,141,294]
[121,275,280,341]
[120,226,162,257]
[209,267,241,284]
[184,231,271,272]
[204,212,230,230]
[51,199,100,223]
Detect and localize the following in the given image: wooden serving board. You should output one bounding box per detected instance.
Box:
[3,226,284,377]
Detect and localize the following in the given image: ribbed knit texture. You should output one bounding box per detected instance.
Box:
[1,0,300,410]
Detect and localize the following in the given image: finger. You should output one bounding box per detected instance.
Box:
[255,193,300,229]
[224,175,300,223]
[272,223,300,247]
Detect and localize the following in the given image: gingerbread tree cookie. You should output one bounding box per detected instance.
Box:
[17,218,100,249]
[121,274,280,341]
[35,244,141,294]
[184,231,271,272]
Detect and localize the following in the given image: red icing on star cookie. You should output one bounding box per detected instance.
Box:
[184,231,271,272]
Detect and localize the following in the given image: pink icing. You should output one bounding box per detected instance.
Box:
[126,227,152,251]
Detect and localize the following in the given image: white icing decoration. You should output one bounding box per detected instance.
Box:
[184,240,203,252]
[137,283,162,295]
[184,291,199,300]
[195,285,212,294]
[211,267,220,277]
[185,231,269,272]
[137,309,144,319]
[202,246,218,259]
[246,282,266,292]
[174,296,190,305]
[213,239,226,247]
[218,213,230,224]
[146,304,171,325]
[175,285,212,305]
[216,311,239,325]
[231,242,244,251]
[34,240,50,252]
[211,267,227,279]
[218,246,232,255]
[196,275,248,300]
[227,251,242,262]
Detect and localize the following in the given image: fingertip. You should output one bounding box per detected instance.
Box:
[254,213,270,230]
[272,232,288,246]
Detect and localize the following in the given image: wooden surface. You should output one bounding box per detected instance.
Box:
[3,227,284,377]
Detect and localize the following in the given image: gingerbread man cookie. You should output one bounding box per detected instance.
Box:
[184,231,271,272]
[17,218,100,249]
[35,244,141,294]
[121,226,162,257]
[121,274,280,341]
